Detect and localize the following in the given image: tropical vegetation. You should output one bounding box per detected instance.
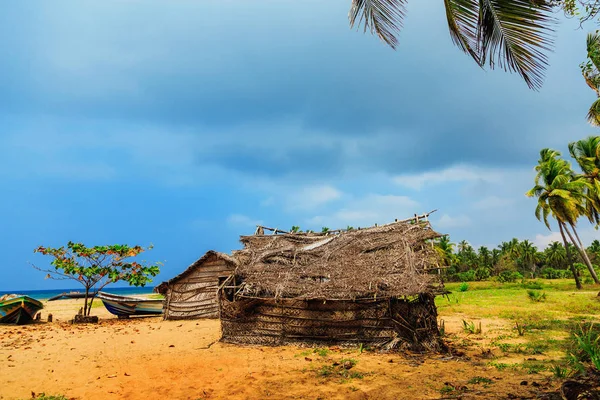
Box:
[526,136,600,288]
[33,242,161,316]
[436,236,600,284]
[440,135,600,287]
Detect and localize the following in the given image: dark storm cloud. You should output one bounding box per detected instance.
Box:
[0,0,593,179]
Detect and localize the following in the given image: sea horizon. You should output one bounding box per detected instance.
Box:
[0,286,157,301]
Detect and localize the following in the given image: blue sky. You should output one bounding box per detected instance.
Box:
[1,1,598,290]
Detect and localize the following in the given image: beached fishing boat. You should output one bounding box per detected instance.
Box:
[97,291,163,318]
[0,294,43,324]
[48,291,98,301]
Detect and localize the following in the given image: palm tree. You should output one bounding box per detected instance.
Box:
[582,33,600,125]
[458,240,471,254]
[544,241,566,270]
[478,246,491,269]
[568,136,600,225]
[588,239,600,265]
[526,150,594,288]
[435,236,456,267]
[590,239,600,253]
[518,240,539,277]
[491,248,501,269]
[349,0,555,89]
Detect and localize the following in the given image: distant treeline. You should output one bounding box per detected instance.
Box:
[435,237,600,284]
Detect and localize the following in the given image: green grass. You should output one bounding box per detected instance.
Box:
[439,279,600,377]
[467,376,493,385]
[439,279,600,320]
[27,395,70,400]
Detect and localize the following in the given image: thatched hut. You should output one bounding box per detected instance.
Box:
[156,251,238,320]
[218,213,446,350]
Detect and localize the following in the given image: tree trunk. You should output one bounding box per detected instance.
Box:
[565,224,600,284]
[87,295,95,316]
[560,222,582,289]
[84,286,90,316]
[568,222,600,284]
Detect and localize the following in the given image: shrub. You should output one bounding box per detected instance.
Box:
[458,282,469,292]
[456,270,477,282]
[522,280,543,290]
[584,277,595,284]
[540,267,563,279]
[527,290,547,302]
[475,267,491,281]
[569,324,600,371]
[498,271,523,283]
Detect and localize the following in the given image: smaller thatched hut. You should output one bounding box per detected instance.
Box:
[156,251,238,320]
[219,213,446,351]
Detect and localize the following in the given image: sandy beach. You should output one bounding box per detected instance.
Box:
[0,297,560,400]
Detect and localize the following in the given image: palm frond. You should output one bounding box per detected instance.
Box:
[349,0,407,49]
[477,0,555,90]
[444,0,481,63]
[587,31,600,72]
[588,98,600,127]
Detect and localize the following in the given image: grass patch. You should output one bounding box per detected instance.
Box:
[522,280,544,290]
[314,358,364,382]
[488,362,519,371]
[439,279,600,377]
[521,361,547,374]
[467,376,493,385]
[28,395,70,400]
[313,348,330,357]
[527,290,547,302]
[462,320,482,334]
[549,363,572,379]
[439,385,455,395]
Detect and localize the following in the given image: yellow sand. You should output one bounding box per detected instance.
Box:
[0,299,558,400]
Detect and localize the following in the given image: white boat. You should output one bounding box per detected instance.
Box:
[97,291,163,318]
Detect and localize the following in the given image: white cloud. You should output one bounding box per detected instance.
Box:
[435,214,472,229]
[532,231,563,249]
[532,226,599,249]
[393,164,504,190]
[226,214,263,228]
[285,185,342,210]
[306,194,419,229]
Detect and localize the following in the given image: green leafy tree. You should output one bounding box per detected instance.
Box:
[34,242,161,316]
[290,226,301,233]
[321,227,330,233]
[349,0,555,89]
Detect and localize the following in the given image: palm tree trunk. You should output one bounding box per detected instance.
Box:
[560,222,582,289]
[568,222,600,284]
[565,223,600,284]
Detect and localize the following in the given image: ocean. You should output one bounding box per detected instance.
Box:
[0,286,156,300]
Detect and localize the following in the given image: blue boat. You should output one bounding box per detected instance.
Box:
[97,291,163,319]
